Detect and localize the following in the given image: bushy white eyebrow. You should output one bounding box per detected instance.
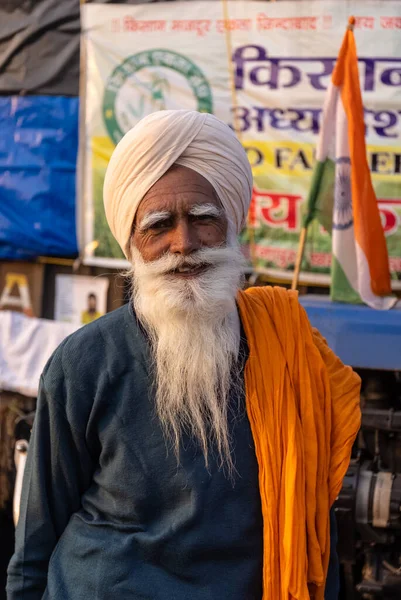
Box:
[137,204,222,233]
[138,211,171,232]
[188,204,222,218]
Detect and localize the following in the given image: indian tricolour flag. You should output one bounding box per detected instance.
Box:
[304,18,396,310]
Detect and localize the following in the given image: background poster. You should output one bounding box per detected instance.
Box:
[80,1,401,286]
[54,274,109,326]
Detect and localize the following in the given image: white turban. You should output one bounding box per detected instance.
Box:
[103,110,253,258]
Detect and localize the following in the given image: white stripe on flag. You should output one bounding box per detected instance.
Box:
[355,242,398,310]
[332,93,359,296]
[316,81,338,162]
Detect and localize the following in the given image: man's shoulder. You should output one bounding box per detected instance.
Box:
[241,285,300,314]
[244,285,296,300]
[42,304,137,389]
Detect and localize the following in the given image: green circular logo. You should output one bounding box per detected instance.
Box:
[103,49,213,144]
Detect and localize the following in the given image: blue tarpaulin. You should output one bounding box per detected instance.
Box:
[0,96,79,259]
[299,295,401,371]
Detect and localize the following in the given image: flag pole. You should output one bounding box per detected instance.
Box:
[291,227,307,290]
[347,15,355,31]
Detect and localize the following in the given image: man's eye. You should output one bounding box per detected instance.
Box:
[150,220,170,230]
[193,214,215,222]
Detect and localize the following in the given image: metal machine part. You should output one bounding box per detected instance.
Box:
[335,370,401,599]
[10,405,35,526]
[13,439,29,526]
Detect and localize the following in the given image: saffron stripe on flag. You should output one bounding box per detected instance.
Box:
[331,22,395,309]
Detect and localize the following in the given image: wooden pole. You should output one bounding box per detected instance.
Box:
[291,227,307,291]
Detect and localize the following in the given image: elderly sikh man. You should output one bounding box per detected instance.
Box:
[7,110,360,600]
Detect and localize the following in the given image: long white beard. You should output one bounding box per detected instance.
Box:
[129,242,246,474]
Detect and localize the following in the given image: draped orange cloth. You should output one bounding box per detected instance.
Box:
[237,286,361,600]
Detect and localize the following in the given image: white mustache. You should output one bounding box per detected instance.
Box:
[139,246,244,277]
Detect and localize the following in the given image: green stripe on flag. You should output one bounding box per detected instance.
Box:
[330,256,362,304]
[304,158,335,232]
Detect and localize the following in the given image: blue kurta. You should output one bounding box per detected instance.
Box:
[7,303,338,599]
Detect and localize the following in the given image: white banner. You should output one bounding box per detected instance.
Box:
[0,311,78,396]
[80,1,401,284]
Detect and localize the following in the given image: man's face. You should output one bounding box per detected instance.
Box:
[132,165,228,269]
[88,296,96,311]
[129,167,242,474]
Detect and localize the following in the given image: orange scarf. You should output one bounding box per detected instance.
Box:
[237,287,361,600]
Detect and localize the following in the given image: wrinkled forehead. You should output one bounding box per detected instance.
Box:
[134,164,223,222]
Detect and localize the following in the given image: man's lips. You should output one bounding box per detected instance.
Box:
[167,264,210,278]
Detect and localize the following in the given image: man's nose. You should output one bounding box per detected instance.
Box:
[169,220,200,255]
